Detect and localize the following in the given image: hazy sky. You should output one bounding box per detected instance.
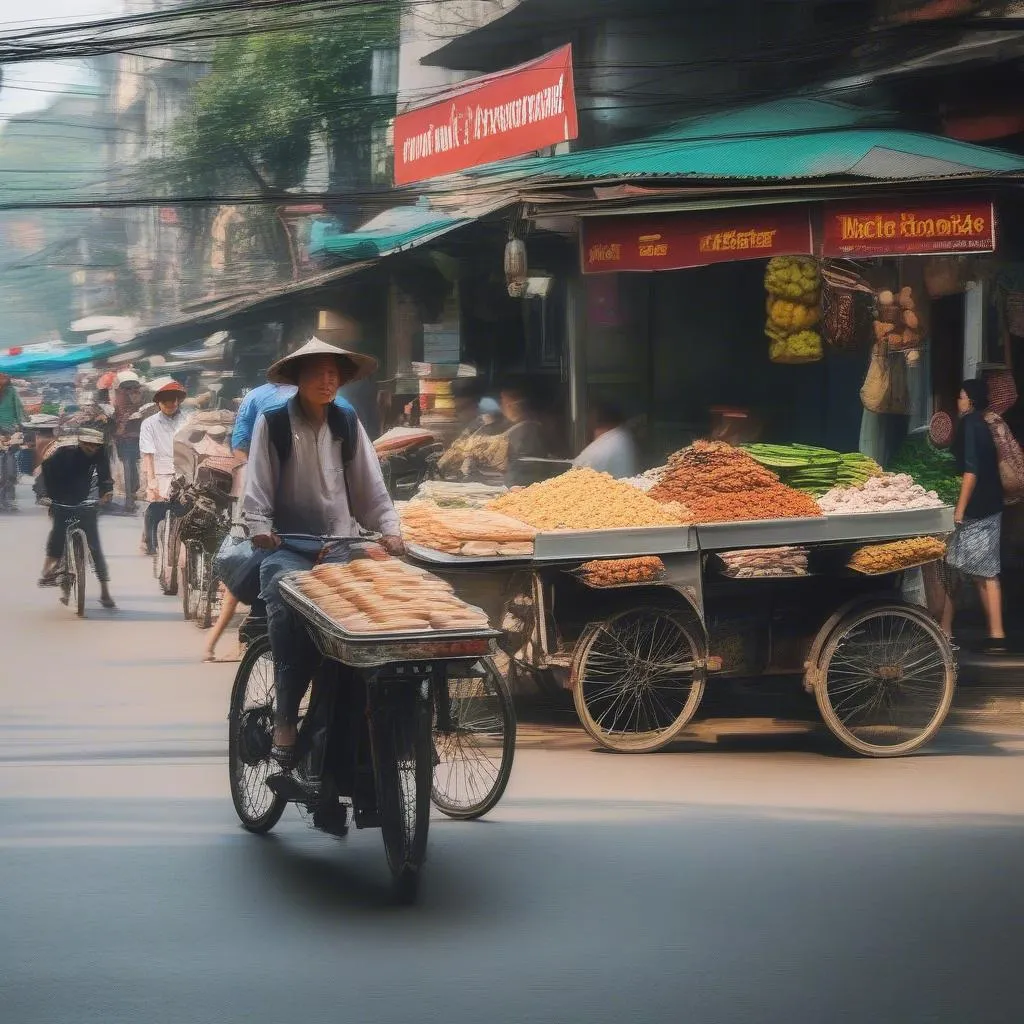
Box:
[0,0,120,121]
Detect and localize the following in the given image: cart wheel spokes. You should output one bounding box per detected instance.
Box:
[228,638,286,832]
[572,607,705,753]
[431,659,516,820]
[815,603,956,757]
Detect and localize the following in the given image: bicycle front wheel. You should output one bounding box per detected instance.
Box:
[152,515,166,580]
[228,637,287,833]
[432,659,515,820]
[370,679,434,904]
[196,551,219,630]
[159,513,179,596]
[70,529,86,618]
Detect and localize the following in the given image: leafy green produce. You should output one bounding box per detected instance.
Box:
[742,444,882,496]
[889,434,960,506]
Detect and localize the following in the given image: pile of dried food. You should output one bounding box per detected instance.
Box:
[578,556,666,587]
[717,547,809,579]
[848,536,946,575]
[399,502,536,557]
[817,473,944,514]
[649,441,823,524]
[293,558,489,633]
[411,480,508,509]
[488,468,690,531]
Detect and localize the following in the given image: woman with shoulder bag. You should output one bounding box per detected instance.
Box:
[941,379,1007,652]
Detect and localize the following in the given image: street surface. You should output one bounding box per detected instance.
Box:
[2,488,1024,1023]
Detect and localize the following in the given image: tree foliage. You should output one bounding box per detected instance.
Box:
[164,3,400,195]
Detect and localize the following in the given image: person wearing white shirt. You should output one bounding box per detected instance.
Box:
[139,380,190,555]
[241,338,403,765]
[573,402,639,479]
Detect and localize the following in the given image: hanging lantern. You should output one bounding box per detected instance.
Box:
[504,237,527,297]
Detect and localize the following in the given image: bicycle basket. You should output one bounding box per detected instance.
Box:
[178,494,227,549]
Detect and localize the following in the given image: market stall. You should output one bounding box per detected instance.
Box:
[404,448,956,759]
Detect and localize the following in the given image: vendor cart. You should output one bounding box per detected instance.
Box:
[407,504,957,758]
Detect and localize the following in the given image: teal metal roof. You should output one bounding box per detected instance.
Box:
[314,204,470,260]
[469,98,1024,183]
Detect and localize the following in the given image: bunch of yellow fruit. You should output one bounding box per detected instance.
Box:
[764,257,820,302]
[765,257,822,364]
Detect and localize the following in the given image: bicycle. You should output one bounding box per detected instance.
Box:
[227,534,516,901]
[48,500,99,618]
[179,478,233,629]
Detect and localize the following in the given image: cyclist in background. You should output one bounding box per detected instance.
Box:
[0,371,26,512]
[139,379,190,555]
[38,426,117,609]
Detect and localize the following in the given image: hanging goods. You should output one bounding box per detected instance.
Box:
[820,263,873,351]
[983,411,1024,505]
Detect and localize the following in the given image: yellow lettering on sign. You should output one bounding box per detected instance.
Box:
[588,243,622,264]
[698,228,779,254]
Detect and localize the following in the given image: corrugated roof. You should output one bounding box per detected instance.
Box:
[468,98,1024,184]
[314,205,471,260]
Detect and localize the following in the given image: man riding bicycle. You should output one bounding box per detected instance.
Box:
[241,338,403,766]
[0,371,26,512]
[37,426,117,609]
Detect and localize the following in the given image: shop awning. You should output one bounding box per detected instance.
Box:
[313,194,516,262]
[0,339,122,375]
[314,207,470,261]
[467,98,1024,185]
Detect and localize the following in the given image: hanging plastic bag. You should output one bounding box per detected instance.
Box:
[861,346,909,415]
[213,532,267,605]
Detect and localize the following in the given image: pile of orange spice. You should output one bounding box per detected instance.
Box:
[650,441,823,524]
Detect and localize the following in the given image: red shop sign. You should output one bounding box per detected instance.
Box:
[581,208,813,274]
[394,45,578,186]
[822,198,995,257]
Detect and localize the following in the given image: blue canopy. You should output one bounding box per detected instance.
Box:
[0,340,119,375]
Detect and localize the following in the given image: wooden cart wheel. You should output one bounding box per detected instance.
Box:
[571,606,705,753]
[814,602,956,758]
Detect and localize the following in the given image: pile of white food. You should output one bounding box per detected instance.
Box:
[625,465,666,492]
[412,480,508,509]
[816,473,943,514]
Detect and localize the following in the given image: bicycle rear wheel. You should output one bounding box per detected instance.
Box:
[432,659,515,820]
[370,679,434,904]
[70,530,86,618]
[182,544,200,620]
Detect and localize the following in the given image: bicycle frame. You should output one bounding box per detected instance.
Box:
[49,501,98,612]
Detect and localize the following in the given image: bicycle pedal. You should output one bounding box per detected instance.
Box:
[266,772,318,803]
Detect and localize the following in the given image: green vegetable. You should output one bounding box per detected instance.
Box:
[889,434,960,505]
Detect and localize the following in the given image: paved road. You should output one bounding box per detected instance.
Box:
[2,492,1024,1024]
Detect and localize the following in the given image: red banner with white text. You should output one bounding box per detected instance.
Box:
[394,45,578,186]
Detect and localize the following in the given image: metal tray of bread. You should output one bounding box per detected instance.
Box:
[278,574,500,668]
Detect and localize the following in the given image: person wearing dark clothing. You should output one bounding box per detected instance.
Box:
[942,379,1005,650]
[113,372,145,513]
[38,426,116,608]
[500,387,549,487]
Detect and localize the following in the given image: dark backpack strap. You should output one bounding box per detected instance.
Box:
[264,405,293,466]
[326,401,359,466]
